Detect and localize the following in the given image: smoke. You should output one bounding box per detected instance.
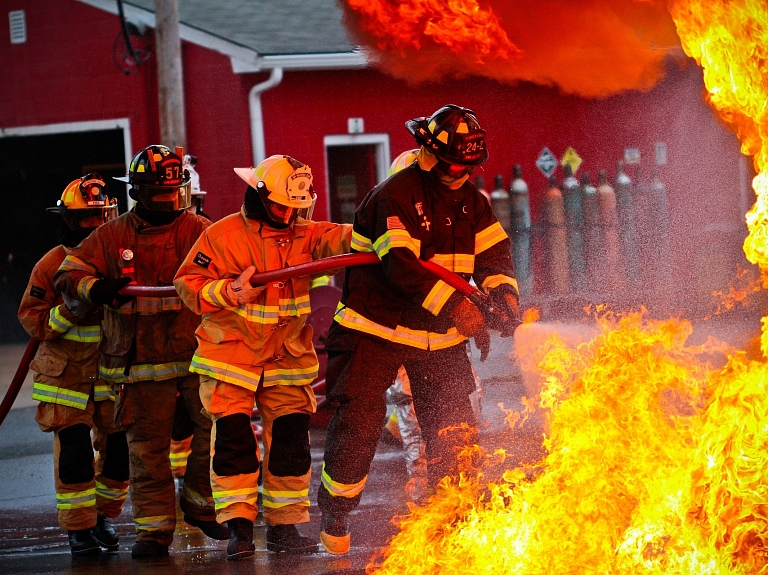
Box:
[340,0,682,97]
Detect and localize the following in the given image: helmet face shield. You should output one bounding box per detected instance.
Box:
[296,193,317,221]
[62,203,118,231]
[258,183,300,225]
[135,181,192,211]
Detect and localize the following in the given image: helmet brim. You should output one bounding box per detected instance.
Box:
[113,175,130,183]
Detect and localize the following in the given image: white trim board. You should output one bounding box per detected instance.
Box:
[0,118,133,205]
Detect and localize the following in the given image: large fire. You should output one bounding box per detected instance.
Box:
[340,0,681,97]
[364,1,768,573]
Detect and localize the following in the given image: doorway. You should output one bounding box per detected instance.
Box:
[324,134,390,224]
[0,121,130,342]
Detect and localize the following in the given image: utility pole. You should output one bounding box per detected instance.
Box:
[155,0,186,148]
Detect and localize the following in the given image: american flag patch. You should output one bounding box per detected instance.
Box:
[387,216,405,230]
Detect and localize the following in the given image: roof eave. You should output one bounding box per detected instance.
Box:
[74,0,369,73]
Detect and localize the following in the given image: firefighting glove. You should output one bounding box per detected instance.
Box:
[88,277,135,309]
[487,289,521,337]
[451,299,491,362]
[225,266,262,306]
[61,293,92,320]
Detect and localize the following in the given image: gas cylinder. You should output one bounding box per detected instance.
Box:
[490,174,511,236]
[510,165,532,296]
[581,172,601,292]
[561,164,586,292]
[614,161,642,292]
[596,170,625,292]
[474,175,491,204]
[649,169,673,292]
[543,174,570,294]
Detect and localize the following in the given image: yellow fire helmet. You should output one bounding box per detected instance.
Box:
[388,149,419,177]
[47,172,118,231]
[235,155,316,225]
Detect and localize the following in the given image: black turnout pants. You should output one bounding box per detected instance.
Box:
[318,325,477,516]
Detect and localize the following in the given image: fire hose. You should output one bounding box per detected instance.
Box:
[0,253,519,427]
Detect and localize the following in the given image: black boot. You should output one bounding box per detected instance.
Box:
[68,528,101,556]
[226,518,255,560]
[266,524,318,554]
[91,515,119,552]
[131,540,169,558]
[184,514,230,540]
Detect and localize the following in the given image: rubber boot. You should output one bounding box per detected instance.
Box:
[184,514,230,540]
[226,518,255,560]
[91,515,119,552]
[131,540,169,558]
[266,524,318,554]
[320,512,350,555]
[68,528,101,556]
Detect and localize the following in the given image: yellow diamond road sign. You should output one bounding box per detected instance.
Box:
[561,146,582,175]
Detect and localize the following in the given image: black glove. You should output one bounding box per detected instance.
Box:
[89,277,134,309]
[486,288,521,337]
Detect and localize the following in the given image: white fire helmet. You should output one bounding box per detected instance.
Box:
[234,155,316,224]
[389,148,420,177]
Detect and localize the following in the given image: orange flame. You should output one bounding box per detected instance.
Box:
[340,0,681,97]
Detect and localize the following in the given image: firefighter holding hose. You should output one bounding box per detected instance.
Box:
[317,105,520,555]
[173,155,351,559]
[17,173,128,556]
[53,145,227,558]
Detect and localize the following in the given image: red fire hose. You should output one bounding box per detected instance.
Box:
[0,337,41,426]
[1,253,516,427]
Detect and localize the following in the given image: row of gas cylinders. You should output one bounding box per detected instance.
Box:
[477,163,673,298]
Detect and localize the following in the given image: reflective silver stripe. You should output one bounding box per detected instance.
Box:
[422,279,455,315]
[57,488,96,509]
[135,515,176,532]
[32,382,89,410]
[77,277,99,301]
[202,279,230,307]
[95,481,128,501]
[61,324,100,343]
[213,487,259,511]
[93,384,116,401]
[190,356,262,390]
[135,296,184,313]
[320,462,367,498]
[48,305,74,333]
[351,231,374,252]
[262,365,318,386]
[100,362,189,384]
[181,486,212,510]
[261,488,310,508]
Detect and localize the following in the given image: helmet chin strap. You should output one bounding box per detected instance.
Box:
[417,147,471,189]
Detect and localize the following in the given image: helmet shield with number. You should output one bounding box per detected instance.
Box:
[406,104,488,167]
[116,145,192,211]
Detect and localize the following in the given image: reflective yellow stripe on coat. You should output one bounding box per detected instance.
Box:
[334,304,466,351]
[32,383,89,410]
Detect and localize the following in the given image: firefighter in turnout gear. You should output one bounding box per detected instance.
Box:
[54,145,226,558]
[318,105,520,555]
[174,155,352,560]
[17,173,128,556]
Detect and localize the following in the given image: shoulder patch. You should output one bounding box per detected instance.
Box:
[193,252,212,268]
[387,216,406,230]
[30,285,47,299]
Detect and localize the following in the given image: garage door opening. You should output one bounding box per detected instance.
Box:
[0,123,130,342]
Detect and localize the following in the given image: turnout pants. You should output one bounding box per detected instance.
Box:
[318,327,477,517]
[115,374,216,545]
[35,387,129,532]
[199,375,316,527]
